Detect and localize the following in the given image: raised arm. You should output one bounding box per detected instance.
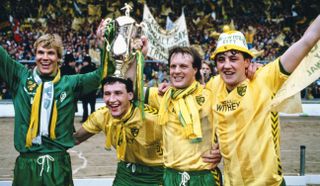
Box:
[76,19,111,96]
[126,35,149,82]
[0,46,27,91]
[280,15,320,73]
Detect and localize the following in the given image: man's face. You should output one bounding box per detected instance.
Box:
[216,50,250,91]
[103,82,133,118]
[35,45,59,76]
[169,53,197,89]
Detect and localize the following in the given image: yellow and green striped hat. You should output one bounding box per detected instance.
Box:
[211,30,254,60]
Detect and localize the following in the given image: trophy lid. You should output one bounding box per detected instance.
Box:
[116,3,136,26]
[116,16,136,26]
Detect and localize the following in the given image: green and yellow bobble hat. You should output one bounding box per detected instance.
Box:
[210,30,254,60]
[101,19,145,119]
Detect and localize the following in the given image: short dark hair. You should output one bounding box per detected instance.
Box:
[101,76,134,93]
[202,60,215,76]
[168,46,202,81]
[214,50,252,63]
[64,52,75,64]
[83,55,91,63]
[242,52,252,60]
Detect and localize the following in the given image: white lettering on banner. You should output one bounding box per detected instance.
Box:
[143,4,189,62]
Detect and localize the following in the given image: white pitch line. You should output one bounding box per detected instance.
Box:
[69,149,88,174]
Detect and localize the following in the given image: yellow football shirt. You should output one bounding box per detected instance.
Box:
[83,105,163,166]
[147,86,216,171]
[210,59,288,186]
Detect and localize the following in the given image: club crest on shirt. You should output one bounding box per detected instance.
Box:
[26,79,37,92]
[237,84,247,96]
[196,96,205,106]
[60,91,67,102]
[131,127,139,137]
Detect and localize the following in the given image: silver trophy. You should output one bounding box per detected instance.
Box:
[106,3,144,78]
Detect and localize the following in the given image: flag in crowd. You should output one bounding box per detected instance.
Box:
[142,4,189,62]
[271,41,320,113]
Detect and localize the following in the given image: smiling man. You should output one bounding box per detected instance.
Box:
[0,20,108,186]
[145,46,222,186]
[208,15,320,186]
[36,45,60,75]
[74,76,164,185]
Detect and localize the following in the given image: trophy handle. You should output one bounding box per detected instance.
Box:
[103,18,114,52]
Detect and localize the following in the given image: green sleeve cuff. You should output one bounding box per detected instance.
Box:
[279,59,291,76]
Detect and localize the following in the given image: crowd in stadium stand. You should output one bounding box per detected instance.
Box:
[0,0,320,100]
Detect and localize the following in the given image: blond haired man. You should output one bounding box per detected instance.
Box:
[0,20,107,186]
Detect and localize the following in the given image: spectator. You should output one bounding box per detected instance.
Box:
[147,71,160,87]
[60,52,77,76]
[143,62,153,81]
[200,60,214,85]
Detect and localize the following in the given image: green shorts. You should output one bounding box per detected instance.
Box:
[13,151,73,186]
[163,167,222,186]
[281,177,286,186]
[113,161,164,186]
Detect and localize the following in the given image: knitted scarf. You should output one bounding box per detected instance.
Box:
[105,104,135,160]
[26,68,61,147]
[134,51,145,119]
[158,81,203,143]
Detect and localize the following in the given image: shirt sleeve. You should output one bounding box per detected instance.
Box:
[256,58,289,93]
[73,68,102,98]
[205,76,218,92]
[83,106,110,134]
[73,49,110,98]
[145,87,161,109]
[0,46,28,92]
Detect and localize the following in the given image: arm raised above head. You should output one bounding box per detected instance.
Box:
[280,15,320,73]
